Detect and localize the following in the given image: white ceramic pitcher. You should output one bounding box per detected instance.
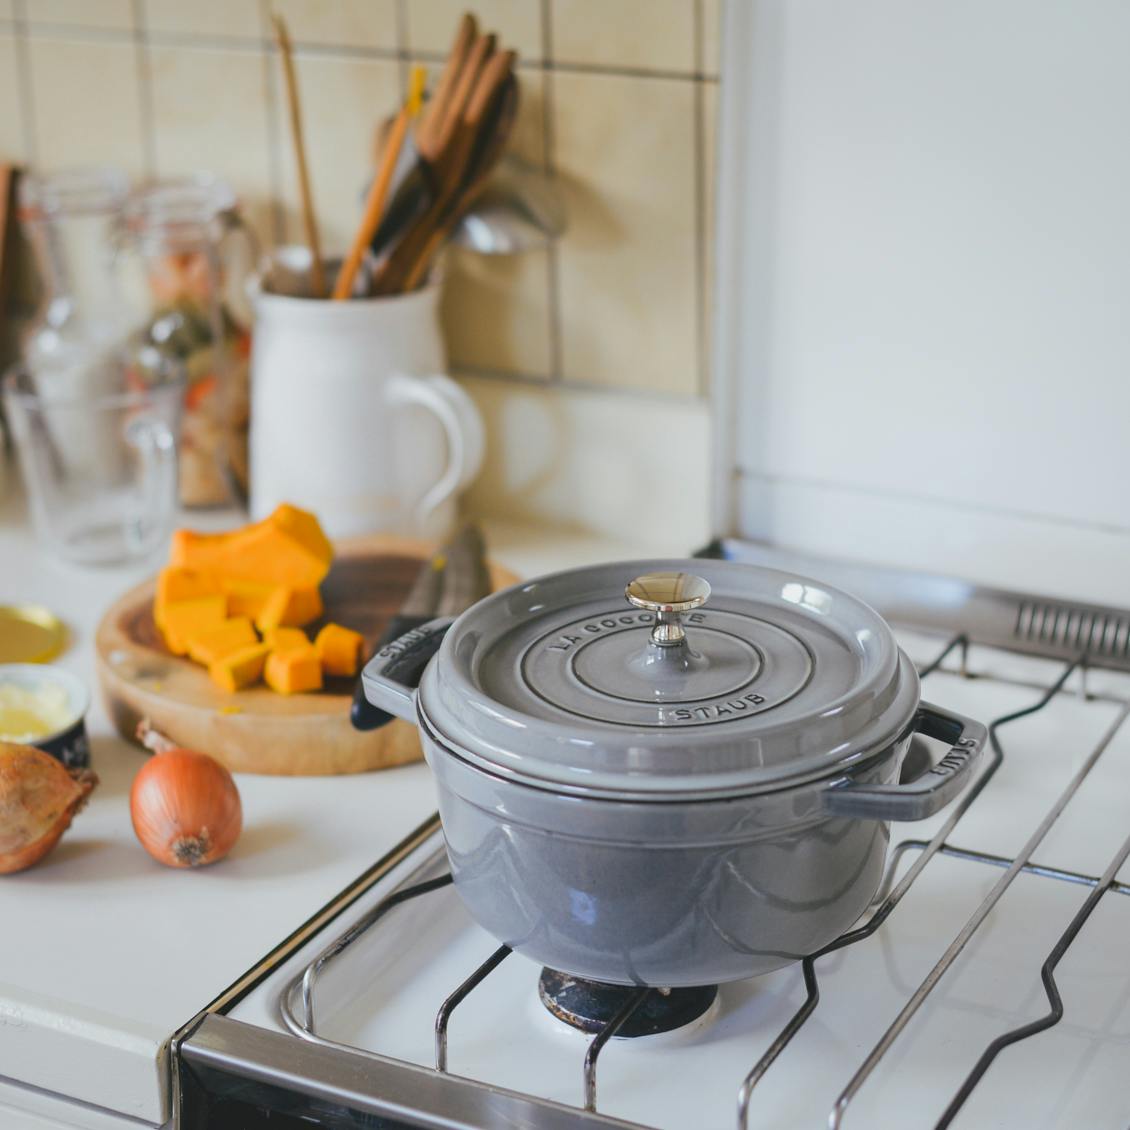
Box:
[248,270,483,540]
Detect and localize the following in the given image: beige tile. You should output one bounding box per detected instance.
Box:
[149,44,274,237]
[443,249,552,376]
[144,0,262,39]
[700,0,719,77]
[0,1,12,20]
[28,36,146,174]
[700,78,717,390]
[0,34,25,161]
[463,376,712,547]
[551,0,695,73]
[270,0,397,49]
[273,52,399,254]
[25,0,133,30]
[553,70,697,395]
[407,0,542,63]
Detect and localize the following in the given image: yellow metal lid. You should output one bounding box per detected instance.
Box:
[0,606,68,663]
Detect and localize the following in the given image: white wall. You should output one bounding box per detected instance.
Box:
[716,0,1130,603]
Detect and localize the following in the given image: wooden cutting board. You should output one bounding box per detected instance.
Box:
[95,535,516,776]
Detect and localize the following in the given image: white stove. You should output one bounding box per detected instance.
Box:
[171,546,1130,1130]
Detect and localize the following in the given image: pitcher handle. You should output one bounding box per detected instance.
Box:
[387,373,485,526]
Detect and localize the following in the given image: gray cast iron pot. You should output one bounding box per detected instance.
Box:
[363,560,986,988]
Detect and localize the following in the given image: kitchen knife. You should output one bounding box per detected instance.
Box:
[350,524,493,731]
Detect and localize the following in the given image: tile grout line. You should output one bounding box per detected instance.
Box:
[132,0,157,179]
[693,0,708,399]
[541,0,563,384]
[259,0,286,247]
[10,20,720,84]
[11,0,38,165]
[393,0,409,92]
[455,363,702,405]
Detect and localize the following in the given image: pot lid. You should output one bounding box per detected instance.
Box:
[419,559,920,798]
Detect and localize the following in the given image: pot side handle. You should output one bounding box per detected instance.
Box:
[823,702,987,822]
[358,617,455,726]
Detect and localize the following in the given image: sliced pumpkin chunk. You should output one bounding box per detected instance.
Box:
[209,642,271,692]
[264,644,323,695]
[186,617,258,667]
[220,578,275,621]
[255,584,323,631]
[155,567,219,629]
[315,623,366,677]
[170,504,332,587]
[161,595,228,656]
[262,626,309,652]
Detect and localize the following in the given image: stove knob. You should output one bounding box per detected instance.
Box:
[625,572,711,648]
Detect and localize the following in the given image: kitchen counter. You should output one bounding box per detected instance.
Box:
[0,493,668,1127]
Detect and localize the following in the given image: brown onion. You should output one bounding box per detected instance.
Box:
[0,742,98,874]
[130,724,241,868]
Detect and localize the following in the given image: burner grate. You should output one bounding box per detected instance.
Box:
[277,633,1130,1130]
[748,645,1130,1130]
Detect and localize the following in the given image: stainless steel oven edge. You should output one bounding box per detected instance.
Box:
[700,537,1130,672]
[179,1013,645,1130]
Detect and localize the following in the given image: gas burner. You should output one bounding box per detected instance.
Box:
[538,968,718,1037]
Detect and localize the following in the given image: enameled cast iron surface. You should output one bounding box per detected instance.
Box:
[363,559,986,986]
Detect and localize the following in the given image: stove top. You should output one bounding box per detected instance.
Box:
[177,549,1130,1130]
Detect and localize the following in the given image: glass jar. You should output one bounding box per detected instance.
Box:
[17,166,131,405]
[114,175,257,508]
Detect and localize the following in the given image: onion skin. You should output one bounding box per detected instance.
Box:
[0,742,98,875]
[130,748,242,868]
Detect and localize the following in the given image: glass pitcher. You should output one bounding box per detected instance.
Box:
[113,175,257,508]
[3,354,184,565]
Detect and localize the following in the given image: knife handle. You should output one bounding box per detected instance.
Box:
[350,613,433,731]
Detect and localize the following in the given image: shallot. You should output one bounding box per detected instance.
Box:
[0,742,97,874]
[131,722,241,868]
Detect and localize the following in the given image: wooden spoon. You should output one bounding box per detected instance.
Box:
[416,12,478,162]
[373,52,517,295]
[399,76,518,293]
[272,14,325,297]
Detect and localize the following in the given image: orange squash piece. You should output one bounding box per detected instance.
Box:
[220,578,275,621]
[209,642,271,692]
[154,567,219,629]
[255,584,323,631]
[161,595,228,656]
[170,504,332,588]
[315,623,366,677]
[186,617,258,667]
[264,644,323,695]
[262,626,309,652]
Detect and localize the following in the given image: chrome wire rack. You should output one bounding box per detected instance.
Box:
[278,633,1130,1130]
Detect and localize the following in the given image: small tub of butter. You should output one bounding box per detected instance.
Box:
[0,665,90,768]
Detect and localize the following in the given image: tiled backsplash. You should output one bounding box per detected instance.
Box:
[1,0,719,548]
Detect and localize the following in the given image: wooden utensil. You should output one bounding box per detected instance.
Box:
[373,52,518,295]
[0,165,19,375]
[416,12,478,163]
[272,14,326,297]
[399,77,518,292]
[332,66,426,301]
[365,14,479,260]
[95,535,517,776]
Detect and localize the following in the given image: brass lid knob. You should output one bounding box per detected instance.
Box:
[625,572,711,647]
